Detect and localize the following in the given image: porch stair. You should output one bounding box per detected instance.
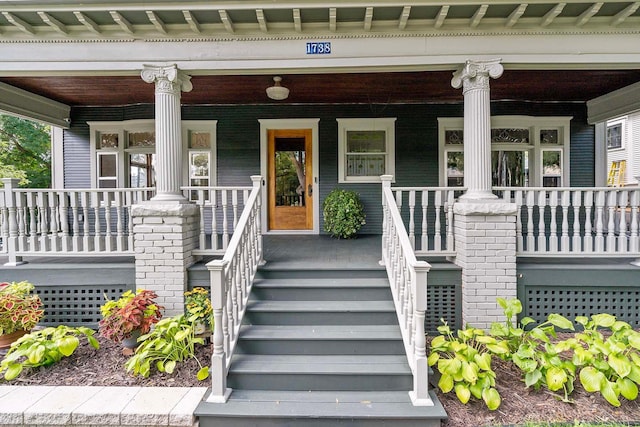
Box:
[195,266,447,426]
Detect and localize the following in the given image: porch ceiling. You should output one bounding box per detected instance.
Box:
[1,69,640,107]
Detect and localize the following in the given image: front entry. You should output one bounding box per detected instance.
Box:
[267,129,313,230]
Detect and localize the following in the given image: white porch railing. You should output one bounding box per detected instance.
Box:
[387,185,460,256]
[206,176,263,403]
[0,178,152,264]
[496,187,640,257]
[181,185,254,256]
[381,176,433,406]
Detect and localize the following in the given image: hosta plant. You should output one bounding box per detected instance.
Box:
[0,325,99,380]
[125,314,209,381]
[0,281,44,336]
[562,314,640,407]
[490,298,576,402]
[428,322,509,410]
[99,289,164,343]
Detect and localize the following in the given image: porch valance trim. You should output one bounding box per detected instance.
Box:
[587,80,640,124]
[0,81,70,128]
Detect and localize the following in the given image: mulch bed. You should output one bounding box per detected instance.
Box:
[2,335,640,426]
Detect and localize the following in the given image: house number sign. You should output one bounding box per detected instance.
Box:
[306,42,331,54]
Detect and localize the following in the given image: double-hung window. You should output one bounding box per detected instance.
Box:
[438,116,571,188]
[90,120,216,192]
[337,118,396,183]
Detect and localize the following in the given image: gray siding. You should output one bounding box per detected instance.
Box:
[67,102,592,234]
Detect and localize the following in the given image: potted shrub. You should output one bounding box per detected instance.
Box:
[0,281,44,349]
[323,189,366,239]
[184,287,212,335]
[99,289,163,349]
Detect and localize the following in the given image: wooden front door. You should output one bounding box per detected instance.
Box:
[267,129,313,230]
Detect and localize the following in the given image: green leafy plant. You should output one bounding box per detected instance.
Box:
[322,189,366,239]
[562,314,640,407]
[124,314,209,381]
[99,289,164,343]
[428,322,508,410]
[0,325,99,380]
[0,281,44,336]
[491,298,576,402]
[184,287,213,331]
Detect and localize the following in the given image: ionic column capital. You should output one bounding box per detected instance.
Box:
[141,64,193,95]
[451,59,503,93]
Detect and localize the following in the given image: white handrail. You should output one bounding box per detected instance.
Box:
[496,186,640,257]
[381,175,433,407]
[206,176,263,403]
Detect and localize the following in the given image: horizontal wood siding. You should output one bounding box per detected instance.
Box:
[68,101,591,234]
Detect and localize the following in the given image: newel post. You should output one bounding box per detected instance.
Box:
[207,259,232,403]
[2,178,25,266]
[410,260,433,406]
[250,175,265,266]
[380,175,393,266]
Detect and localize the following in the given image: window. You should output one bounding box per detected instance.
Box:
[337,118,396,183]
[438,116,571,188]
[89,120,216,191]
[606,119,625,150]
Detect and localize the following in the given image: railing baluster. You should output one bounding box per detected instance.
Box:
[537,190,547,252]
[93,192,102,252]
[514,190,523,253]
[104,191,113,252]
[408,190,415,249]
[38,191,49,252]
[606,190,617,253]
[526,190,535,252]
[631,190,639,253]
[434,191,442,252]
[446,190,455,252]
[549,190,558,252]
[584,191,594,253]
[420,190,428,252]
[595,191,605,253]
[571,191,581,253]
[618,191,628,252]
[222,189,229,249]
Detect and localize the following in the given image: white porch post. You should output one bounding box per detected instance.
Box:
[133,65,199,315]
[451,59,503,201]
[451,59,517,329]
[141,64,192,202]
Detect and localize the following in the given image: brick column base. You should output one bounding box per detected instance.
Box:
[453,201,518,330]
[132,202,200,316]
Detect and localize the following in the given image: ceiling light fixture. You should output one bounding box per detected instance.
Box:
[266,76,290,101]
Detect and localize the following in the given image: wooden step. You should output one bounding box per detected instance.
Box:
[251,277,392,301]
[195,390,447,427]
[236,324,404,355]
[227,354,413,391]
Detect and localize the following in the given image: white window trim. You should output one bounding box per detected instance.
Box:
[336,117,396,183]
[182,120,218,188]
[89,119,216,189]
[438,115,572,187]
[606,117,626,152]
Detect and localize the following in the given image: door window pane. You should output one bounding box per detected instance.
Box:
[275,138,305,207]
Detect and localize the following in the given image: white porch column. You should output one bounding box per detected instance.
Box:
[141,64,192,202]
[451,59,503,200]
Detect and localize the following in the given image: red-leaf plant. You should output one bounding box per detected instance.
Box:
[99,290,164,343]
[0,281,44,336]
